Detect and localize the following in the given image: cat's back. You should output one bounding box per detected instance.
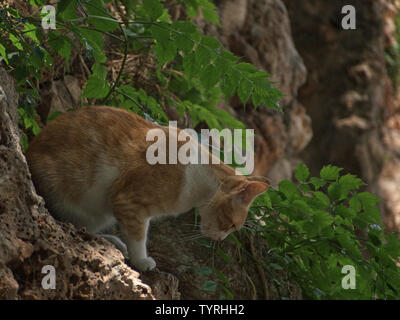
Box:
[27,106,157,159]
[26,106,160,228]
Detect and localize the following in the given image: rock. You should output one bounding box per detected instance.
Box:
[0,68,156,299]
[287,103,313,155]
[211,0,310,177]
[284,0,388,185]
[37,76,82,123]
[379,158,400,231]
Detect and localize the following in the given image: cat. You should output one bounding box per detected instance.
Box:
[26,106,269,271]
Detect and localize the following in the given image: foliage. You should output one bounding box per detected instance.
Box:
[248,163,400,299]
[0,0,281,143]
[195,164,400,300]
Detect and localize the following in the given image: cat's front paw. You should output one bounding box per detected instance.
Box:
[131,256,156,272]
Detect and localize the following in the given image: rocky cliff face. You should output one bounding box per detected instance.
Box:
[0,68,159,299]
[282,0,399,230]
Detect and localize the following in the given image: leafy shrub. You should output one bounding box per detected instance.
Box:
[0,0,281,139]
[190,163,400,300]
[247,163,400,299]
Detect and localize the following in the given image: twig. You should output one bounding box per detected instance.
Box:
[249,233,269,300]
[79,54,90,78]
[245,272,257,300]
[101,25,128,103]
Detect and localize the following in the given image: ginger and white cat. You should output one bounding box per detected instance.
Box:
[26,106,268,271]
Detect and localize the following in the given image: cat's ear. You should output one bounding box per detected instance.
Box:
[220,176,248,193]
[237,181,268,206]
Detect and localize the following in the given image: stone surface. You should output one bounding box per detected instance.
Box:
[0,68,156,299]
[283,0,395,223]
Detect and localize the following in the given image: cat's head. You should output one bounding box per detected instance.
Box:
[198,175,269,241]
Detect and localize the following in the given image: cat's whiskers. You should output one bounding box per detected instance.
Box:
[179,231,207,242]
[181,223,202,228]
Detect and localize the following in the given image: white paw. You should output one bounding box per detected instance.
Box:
[131,256,156,272]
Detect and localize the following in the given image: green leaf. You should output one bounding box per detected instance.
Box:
[279,180,301,201]
[269,263,284,271]
[172,21,198,53]
[86,0,119,32]
[201,36,221,50]
[9,33,23,50]
[357,192,381,205]
[299,183,311,193]
[152,41,177,65]
[313,210,334,228]
[237,77,252,105]
[143,0,164,20]
[221,68,240,98]
[235,62,258,73]
[293,199,313,213]
[200,64,220,90]
[193,238,213,248]
[310,177,326,190]
[311,191,330,209]
[82,63,109,98]
[20,134,28,152]
[82,77,109,99]
[151,24,176,65]
[327,182,341,200]
[334,204,356,219]
[150,24,170,44]
[216,248,231,263]
[295,163,310,182]
[172,21,197,34]
[384,233,400,257]
[195,266,213,276]
[78,27,106,63]
[199,0,221,26]
[320,165,343,181]
[48,31,71,64]
[339,174,365,190]
[23,23,39,44]
[201,280,217,292]
[57,0,78,21]
[195,45,212,67]
[357,192,381,223]
[183,51,196,79]
[32,120,41,135]
[349,196,362,212]
[146,96,168,122]
[0,44,8,65]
